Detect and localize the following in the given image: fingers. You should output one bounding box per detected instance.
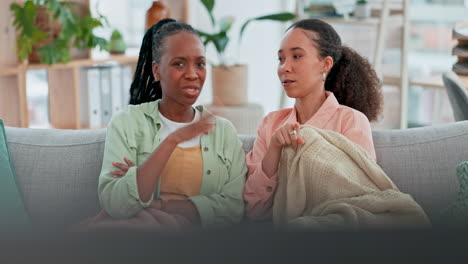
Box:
[111,158,135,178]
[281,122,304,151]
[111,170,126,178]
[297,135,305,145]
[280,127,292,146]
[112,161,129,171]
[124,157,134,167]
[290,131,298,151]
[192,116,214,134]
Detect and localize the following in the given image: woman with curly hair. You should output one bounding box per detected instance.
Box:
[244,18,384,220]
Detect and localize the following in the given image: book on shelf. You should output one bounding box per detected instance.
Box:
[453,22,468,40]
[453,60,468,76]
[452,45,468,58]
[80,64,133,128]
[452,22,468,76]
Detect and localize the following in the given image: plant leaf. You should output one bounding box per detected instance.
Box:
[219,16,234,32]
[37,39,71,65]
[10,1,38,36]
[213,31,229,55]
[239,12,296,42]
[200,0,216,27]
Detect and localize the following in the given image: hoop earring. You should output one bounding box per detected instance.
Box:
[322,72,327,81]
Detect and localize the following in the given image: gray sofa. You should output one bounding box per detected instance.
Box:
[5,121,468,230]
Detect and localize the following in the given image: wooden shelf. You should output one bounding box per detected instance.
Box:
[0,67,18,76]
[316,15,402,26]
[26,55,139,70]
[1,0,190,129]
[0,0,139,129]
[0,55,138,76]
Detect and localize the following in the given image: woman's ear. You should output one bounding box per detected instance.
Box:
[152,61,160,81]
[323,56,334,73]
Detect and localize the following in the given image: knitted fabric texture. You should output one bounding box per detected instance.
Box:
[272,126,431,230]
[437,161,468,227]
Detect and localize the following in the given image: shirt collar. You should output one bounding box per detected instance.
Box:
[140,99,214,126]
[285,91,340,127]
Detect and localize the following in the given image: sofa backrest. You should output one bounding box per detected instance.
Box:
[5,121,468,228]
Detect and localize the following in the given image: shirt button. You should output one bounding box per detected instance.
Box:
[204,147,209,152]
[207,170,211,175]
[266,186,273,192]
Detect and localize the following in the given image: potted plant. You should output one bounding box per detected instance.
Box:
[10,0,109,65]
[354,0,370,19]
[196,0,295,106]
[109,29,126,55]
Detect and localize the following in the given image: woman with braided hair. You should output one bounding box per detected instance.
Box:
[244,19,384,221]
[77,19,247,231]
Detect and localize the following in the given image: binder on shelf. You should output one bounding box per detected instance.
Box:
[80,64,134,128]
[100,66,113,126]
[111,66,123,115]
[79,67,102,128]
[122,65,133,105]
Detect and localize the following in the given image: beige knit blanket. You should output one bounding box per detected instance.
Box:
[273,126,431,230]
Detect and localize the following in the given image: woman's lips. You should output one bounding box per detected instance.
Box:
[182,86,200,97]
[282,79,296,88]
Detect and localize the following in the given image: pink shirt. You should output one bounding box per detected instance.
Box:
[243,91,376,220]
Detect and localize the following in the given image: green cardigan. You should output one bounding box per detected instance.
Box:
[98,100,247,228]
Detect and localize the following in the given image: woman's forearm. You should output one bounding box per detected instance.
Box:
[261,144,283,177]
[136,135,178,202]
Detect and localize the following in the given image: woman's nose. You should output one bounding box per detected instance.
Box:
[185,66,198,79]
[279,59,291,74]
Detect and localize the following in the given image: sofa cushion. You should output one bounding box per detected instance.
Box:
[0,120,30,231]
[373,121,468,220]
[5,127,107,230]
[437,161,468,226]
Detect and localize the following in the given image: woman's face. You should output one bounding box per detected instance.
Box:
[277,28,330,98]
[153,31,206,106]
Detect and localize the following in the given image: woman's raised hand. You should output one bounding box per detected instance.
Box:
[169,113,214,145]
[270,122,304,151]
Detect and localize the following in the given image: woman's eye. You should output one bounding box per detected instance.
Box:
[278,57,284,62]
[174,62,184,67]
[197,62,206,67]
[293,55,302,59]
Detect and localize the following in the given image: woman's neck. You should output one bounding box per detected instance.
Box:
[294,89,327,125]
[158,99,195,123]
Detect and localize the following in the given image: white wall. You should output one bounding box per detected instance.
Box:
[192,0,294,114]
[91,0,293,115]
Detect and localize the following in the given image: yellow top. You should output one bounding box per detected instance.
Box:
[159,145,203,200]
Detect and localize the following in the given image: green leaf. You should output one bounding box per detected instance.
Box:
[37,39,71,64]
[200,0,216,27]
[10,1,38,36]
[212,31,229,55]
[239,12,296,42]
[219,16,234,32]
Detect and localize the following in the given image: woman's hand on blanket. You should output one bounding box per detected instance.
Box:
[168,113,214,145]
[271,122,304,151]
[110,157,135,178]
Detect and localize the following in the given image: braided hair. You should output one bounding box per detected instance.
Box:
[129,18,198,105]
[288,19,383,122]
